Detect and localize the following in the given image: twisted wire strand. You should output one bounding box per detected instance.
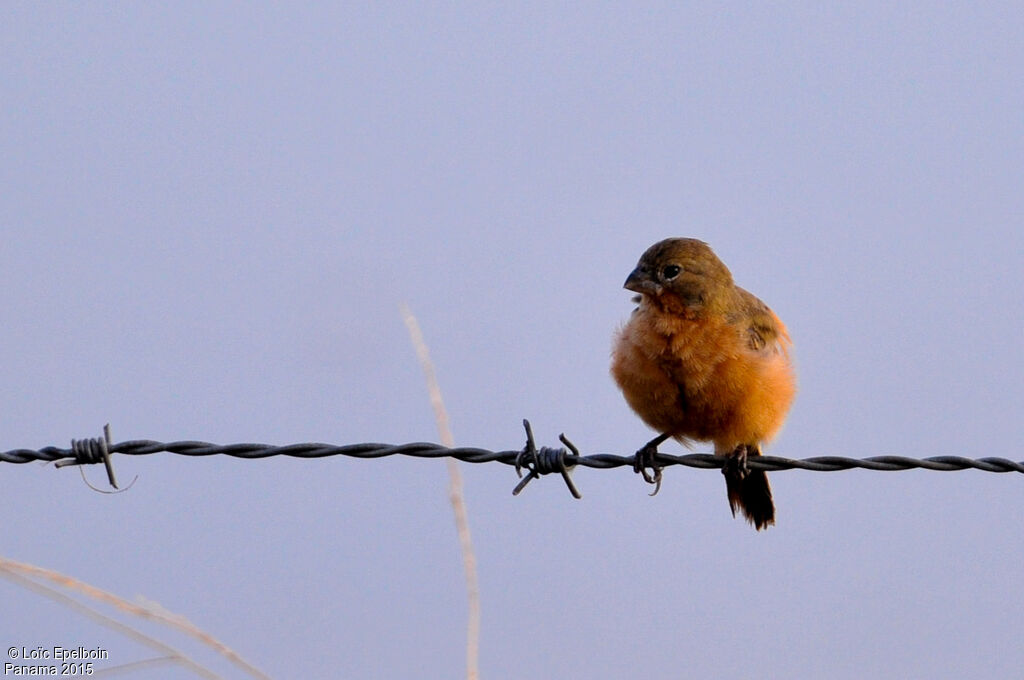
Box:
[4,438,1023,473]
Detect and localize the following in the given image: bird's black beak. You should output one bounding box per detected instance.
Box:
[624,267,662,296]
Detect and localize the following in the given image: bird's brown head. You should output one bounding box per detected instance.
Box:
[624,238,735,314]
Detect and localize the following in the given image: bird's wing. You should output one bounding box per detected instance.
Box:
[730,287,791,355]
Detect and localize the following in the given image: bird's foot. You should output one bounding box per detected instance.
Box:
[634,433,670,496]
[722,444,750,480]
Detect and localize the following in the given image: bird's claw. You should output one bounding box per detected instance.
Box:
[633,434,669,496]
[722,444,750,480]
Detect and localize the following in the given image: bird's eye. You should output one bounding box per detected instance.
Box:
[662,264,681,280]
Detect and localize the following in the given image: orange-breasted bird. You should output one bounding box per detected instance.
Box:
[611,238,796,529]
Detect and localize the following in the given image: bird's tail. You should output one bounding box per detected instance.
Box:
[724,445,775,530]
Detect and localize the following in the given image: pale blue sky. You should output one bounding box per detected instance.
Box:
[3,3,1023,679]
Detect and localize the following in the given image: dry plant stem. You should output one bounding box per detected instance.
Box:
[0,556,271,680]
[401,304,480,680]
[0,562,220,680]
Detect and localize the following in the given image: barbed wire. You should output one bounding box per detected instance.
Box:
[4,421,1023,497]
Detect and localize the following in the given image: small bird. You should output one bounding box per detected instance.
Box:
[611,238,796,529]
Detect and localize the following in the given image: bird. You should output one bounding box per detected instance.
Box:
[610,238,796,530]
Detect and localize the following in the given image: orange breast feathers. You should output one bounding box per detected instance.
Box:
[612,300,795,450]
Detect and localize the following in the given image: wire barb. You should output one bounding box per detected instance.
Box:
[54,424,119,489]
[513,420,581,498]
